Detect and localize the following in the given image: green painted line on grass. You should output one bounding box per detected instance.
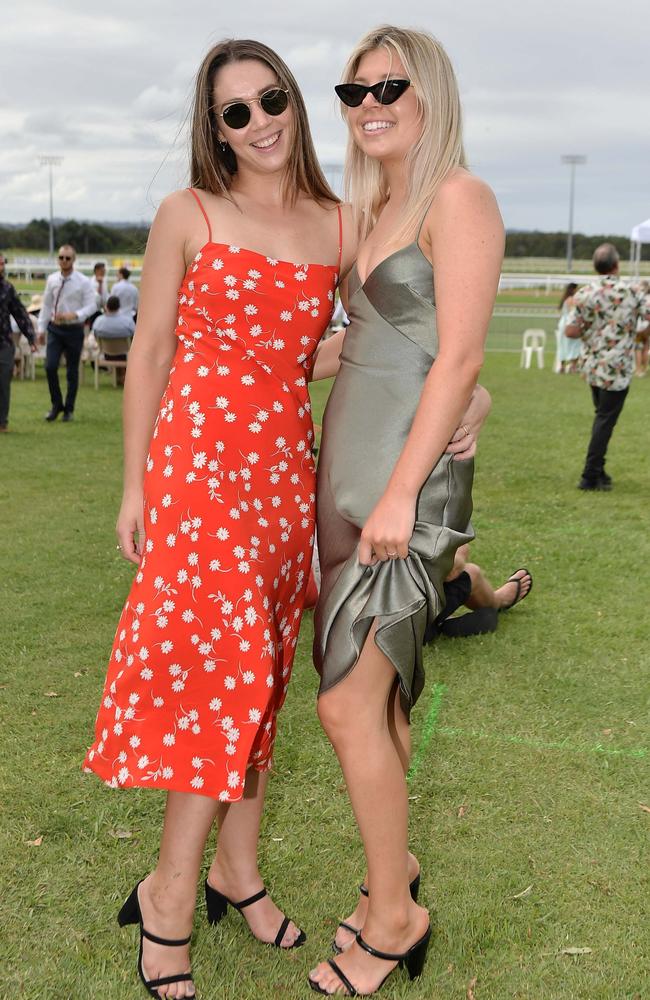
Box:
[408,685,646,781]
[434,725,647,760]
[407,682,446,781]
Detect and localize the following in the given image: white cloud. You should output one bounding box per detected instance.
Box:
[0,0,648,233]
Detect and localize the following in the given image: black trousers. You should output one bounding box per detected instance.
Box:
[45,323,84,413]
[582,384,629,482]
[0,339,15,427]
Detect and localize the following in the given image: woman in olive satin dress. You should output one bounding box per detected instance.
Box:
[308,26,504,997]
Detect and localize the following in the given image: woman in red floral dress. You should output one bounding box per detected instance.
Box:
[83,39,353,999]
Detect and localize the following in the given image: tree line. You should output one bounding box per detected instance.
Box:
[0,218,638,259]
[505,230,634,259]
[0,218,149,255]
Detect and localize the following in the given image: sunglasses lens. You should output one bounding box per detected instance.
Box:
[374,80,410,105]
[260,88,288,116]
[222,103,251,129]
[335,84,365,107]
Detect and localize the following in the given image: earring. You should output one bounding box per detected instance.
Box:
[218,138,228,152]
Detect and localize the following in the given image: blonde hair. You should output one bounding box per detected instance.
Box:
[340,25,467,242]
[190,38,337,207]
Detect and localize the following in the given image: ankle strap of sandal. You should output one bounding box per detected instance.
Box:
[141,927,192,947]
[355,933,404,962]
[232,888,267,910]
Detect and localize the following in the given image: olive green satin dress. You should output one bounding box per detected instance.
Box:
[313,240,475,715]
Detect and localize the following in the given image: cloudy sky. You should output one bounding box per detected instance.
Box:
[1,0,648,234]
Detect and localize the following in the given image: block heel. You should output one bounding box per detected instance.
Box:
[204,882,228,924]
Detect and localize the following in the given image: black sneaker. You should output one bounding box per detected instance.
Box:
[62,411,74,422]
[45,407,63,422]
[599,472,612,489]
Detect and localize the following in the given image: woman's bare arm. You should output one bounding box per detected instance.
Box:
[310,205,358,382]
[116,193,190,563]
[445,383,492,460]
[311,327,346,381]
[359,174,504,564]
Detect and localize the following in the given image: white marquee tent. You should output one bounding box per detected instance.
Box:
[630,217,650,274]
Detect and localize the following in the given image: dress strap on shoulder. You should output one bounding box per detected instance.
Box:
[415,200,435,243]
[336,203,343,275]
[187,188,213,243]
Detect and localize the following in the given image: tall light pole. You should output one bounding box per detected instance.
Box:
[39,155,63,256]
[561,154,586,272]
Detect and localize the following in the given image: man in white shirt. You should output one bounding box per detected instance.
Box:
[111,266,139,318]
[88,260,109,328]
[38,244,96,421]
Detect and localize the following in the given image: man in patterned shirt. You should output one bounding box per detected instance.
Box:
[566,243,650,491]
[0,252,37,432]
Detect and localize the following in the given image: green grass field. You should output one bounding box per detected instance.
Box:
[2,359,649,999]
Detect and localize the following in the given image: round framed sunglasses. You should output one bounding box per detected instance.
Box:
[335,79,411,108]
[217,87,290,130]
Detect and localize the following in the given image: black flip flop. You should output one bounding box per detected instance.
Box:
[500,567,533,611]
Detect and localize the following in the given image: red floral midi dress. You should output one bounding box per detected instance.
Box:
[84,192,341,801]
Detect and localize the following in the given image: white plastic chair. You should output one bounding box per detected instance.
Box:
[553,327,563,373]
[520,329,546,369]
[12,331,36,380]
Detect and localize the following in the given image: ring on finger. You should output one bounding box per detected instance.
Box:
[387,550,398,558]
[462,424,470,437]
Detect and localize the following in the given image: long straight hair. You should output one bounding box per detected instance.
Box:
[190,38,337,207]
[340,26,467,242]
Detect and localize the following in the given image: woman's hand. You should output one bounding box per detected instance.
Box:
[445,384,492,461]
[116,490,145,565]
[358,487,416,565]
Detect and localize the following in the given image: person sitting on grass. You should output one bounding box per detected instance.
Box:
[426,544,533,641]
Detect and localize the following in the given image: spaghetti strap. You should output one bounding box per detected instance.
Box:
[415,201,434,244]
[187,188,213,243]
[336,204,343,275]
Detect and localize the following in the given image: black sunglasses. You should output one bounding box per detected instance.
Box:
[335,78,411,108]
[217,87,290,130]
[58,255,72,261]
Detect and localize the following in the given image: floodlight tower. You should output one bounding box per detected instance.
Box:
[39,155,64,256]
[561,154,587,272]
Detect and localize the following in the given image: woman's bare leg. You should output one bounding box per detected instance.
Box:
[138,790,220,998]
[333,680,419,952]
[310,628,429,994]
[206,767,303,946]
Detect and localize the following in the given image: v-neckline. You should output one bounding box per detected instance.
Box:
[353,240,432,291]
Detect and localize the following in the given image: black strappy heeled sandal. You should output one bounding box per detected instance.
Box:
[309,924,432,996]
[118,880,195,998]
[204,879,306,949]
[332,873,421,955]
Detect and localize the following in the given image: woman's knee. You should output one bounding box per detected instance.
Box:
[317,688,345,737]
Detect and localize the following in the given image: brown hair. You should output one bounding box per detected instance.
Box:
[190,38,337,207]
[559,282,578,308]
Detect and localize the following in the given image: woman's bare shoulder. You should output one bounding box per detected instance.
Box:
[151,190,198,231]
[437,169,497,210]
